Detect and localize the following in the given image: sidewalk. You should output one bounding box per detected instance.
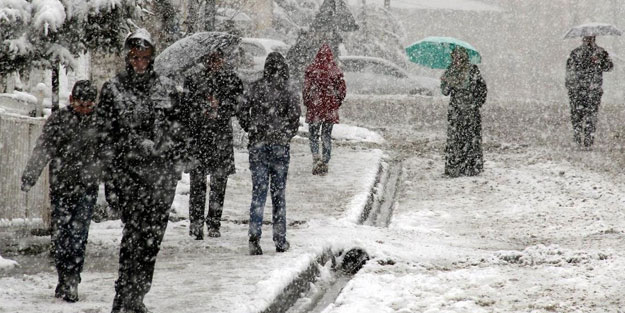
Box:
[0,132,385,313]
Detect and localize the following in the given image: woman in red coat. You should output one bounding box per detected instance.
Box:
[303,43,346,175]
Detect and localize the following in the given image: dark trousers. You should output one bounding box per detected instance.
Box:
[309,122,334,163]
[50,186,97,286]
[569,89,602,147]
[189,167,228,236]
[111,175,177,311]
[248,144,290,247]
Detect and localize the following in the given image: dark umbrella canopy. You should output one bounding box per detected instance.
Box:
[154,32,241,78]
[310,0,358,32]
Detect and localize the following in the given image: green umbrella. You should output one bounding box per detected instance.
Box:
[405,36,481,69]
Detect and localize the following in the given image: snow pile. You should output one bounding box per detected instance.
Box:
[493,244,609,267]
[299,118,385,144]
[0,255,18,270]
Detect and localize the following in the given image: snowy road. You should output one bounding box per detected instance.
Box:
[323,123,625,312]
[4,98,625,312]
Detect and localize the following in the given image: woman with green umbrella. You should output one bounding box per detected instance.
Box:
[440,47,487,177]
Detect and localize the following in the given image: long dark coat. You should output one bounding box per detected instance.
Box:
[441,64,487,177]
[182,68,244,175]
[21,106,102,198]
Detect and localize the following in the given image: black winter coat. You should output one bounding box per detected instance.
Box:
[182,68,244,175]
[240,79,301,148]
[98,69,184,186]
[566,44,613,92]
[21,107,102,197]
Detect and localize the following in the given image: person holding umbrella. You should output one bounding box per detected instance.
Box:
[182,49,245,240]
[440,47,487,177]
[565,35,614,148]
[405,37,486,177]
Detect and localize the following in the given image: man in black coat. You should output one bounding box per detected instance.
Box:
[182,49,244,240]
[239,52,301,255]
[98,28,184,313]
[565,35,613,148]
[21,80,101,303]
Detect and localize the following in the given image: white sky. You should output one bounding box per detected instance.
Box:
[345,0,502,12]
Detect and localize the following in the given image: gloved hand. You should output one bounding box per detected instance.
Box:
[140,139,156,156]
[21,184,32,192]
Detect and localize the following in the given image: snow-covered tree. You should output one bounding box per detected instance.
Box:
[342,3,407,66]
[0,0,34,75]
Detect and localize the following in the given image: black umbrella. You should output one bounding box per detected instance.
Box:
[310,0,358,32]
[154,31,241,78]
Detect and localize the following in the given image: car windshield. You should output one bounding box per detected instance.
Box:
[240,42,265,57]
[341,58,407,78]
[271,45,289,55]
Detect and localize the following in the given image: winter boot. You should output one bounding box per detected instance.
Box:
[54,282,66,299]
[62,275,79,302]
[318,162,329,175]
[207,227,221,238]
[312,155,322,175]
[63,283,79,303]
[189,224,204,240]
[249,238,263,255]
[276,240,290,253]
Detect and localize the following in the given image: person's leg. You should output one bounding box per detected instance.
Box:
[113,179,175,312]
[584,91,602,147]
[207,172,228,236]
[248,146,270,255]
[318,122,334,174]
[189,167,207,239]
[268,145,290,252]
[320,122,334,163]
[309,122,322,174]
[569,91,584,145]
[61,187,97,302]
[50,193,71,299]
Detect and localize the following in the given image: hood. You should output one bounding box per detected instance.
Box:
[124,28,155,51]
[263,52,289,82]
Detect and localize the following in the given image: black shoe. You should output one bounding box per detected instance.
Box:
[249,240,263,255]
[276,241,290,253]
[62,283,78,302]
[190,231,203,240]
[207,228,221,238]
[54,282,66,299]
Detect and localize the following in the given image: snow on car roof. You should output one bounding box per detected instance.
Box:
[241,38,289,51]
[339,55,406,71]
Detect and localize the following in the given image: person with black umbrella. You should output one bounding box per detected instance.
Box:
[565,35,614,148]
[182,49,245,240]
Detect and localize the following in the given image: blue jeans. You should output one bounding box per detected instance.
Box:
[50,186,97,283]
[309,122,334,163]
[248,144,290,247]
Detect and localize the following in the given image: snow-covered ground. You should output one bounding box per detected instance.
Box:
[3,96,625,312]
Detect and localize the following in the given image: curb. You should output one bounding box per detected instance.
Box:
[258,157,394,313]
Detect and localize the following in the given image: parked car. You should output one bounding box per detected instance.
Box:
[236,37,290,83]
[338,56,439,96]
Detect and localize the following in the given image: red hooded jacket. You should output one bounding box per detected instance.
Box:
[303,44,347,124]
